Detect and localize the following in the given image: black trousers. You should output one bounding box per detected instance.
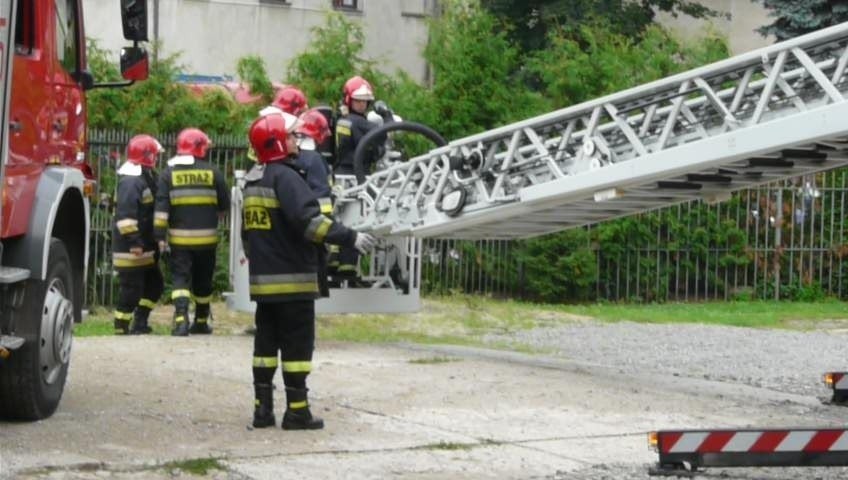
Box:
[116,264,164,318]
[169,248,216,316]
[252,300,315,390]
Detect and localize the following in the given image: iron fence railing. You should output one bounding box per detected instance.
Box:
[420,170,848,302]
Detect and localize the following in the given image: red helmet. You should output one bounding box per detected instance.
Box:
[296,108,331,144]
[126,134,163,168]
[176,128,211,158]
[343,75,375,107]
[272,86,308,116]
[249,114,289,164]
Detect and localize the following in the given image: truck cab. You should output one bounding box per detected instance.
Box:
[0,0,148,420]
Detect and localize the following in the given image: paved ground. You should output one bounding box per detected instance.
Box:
[3,325,848,479]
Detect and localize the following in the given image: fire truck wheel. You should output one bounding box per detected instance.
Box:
[0,238,74,420]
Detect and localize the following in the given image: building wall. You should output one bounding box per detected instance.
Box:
[83,0,434,82]
[656,1,774,54]
[85,1,775,86]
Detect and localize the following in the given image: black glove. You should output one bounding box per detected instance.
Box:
[373,100,393,121]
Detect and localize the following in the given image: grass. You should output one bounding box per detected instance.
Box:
[415,441,474,451]
[408,356,460,364]
[556,299,848,328]
[76,303,254,337]
[73,317,119,337]
[161,457,225,476]
[75,296,848,343]
[74,314,172,337]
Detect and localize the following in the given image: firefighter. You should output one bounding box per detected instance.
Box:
[335,75,380,176]
[295,108,334,297]
[112,134,165,335]
[154,128,230,336]
[243,112,376,429]
[333,76,383,281]
[272,86,309,116]
[249,86,308,163]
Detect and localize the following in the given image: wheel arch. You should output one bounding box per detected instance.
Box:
[4,167,89,322]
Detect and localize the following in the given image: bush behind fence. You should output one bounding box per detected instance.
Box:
[86,130,848,307]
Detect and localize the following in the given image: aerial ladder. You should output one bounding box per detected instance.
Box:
[337,25,848,239]
[227,20,848,473]
[316,20,848,316]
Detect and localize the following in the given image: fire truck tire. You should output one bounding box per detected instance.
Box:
[0,238,74,420]
[353,121,448,184]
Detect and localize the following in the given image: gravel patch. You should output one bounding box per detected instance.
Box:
[485,322,848,398]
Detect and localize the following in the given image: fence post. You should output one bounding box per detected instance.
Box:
[775,188,783,300]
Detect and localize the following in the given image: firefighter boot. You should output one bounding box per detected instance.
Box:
[113,310,132,335]
[282,387,324,430]
[252,383,276,428]
[189,303,213,334]
[130,308,153,335]
[171,298,190,337]
[113,318,130,335]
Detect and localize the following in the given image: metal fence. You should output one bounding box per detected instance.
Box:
[420,170,848,302]
[85,130,848,306]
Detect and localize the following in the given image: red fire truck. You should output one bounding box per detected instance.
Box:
[0,0,148,420]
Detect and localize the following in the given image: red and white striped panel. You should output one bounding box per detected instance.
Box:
[660,430,848,454]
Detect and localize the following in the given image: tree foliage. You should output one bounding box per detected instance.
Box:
[236,55,275,105]
[86,41,254,135]
[754,0,848,41]
[286,11,391,106]
[481,0,721,54]
[519,229,598,302]
[403,0,547,137]
[526,23,729,108]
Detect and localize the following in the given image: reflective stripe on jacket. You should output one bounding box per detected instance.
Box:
[154,159,230,250]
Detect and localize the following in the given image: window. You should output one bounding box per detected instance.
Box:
[333,0,359,10]
[15,0,34,55]
[54,0,79,73]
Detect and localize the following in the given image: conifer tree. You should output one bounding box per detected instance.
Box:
[755,0,848,41]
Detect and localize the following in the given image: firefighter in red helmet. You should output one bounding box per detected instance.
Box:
[155,127,230,336]
[272,86,309,116]
[333,75,383,282]
[112,134,165,334]
[336,76,378,176]
[242,111,376,429]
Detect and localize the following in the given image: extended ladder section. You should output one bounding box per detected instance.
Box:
[335,23,848,240]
